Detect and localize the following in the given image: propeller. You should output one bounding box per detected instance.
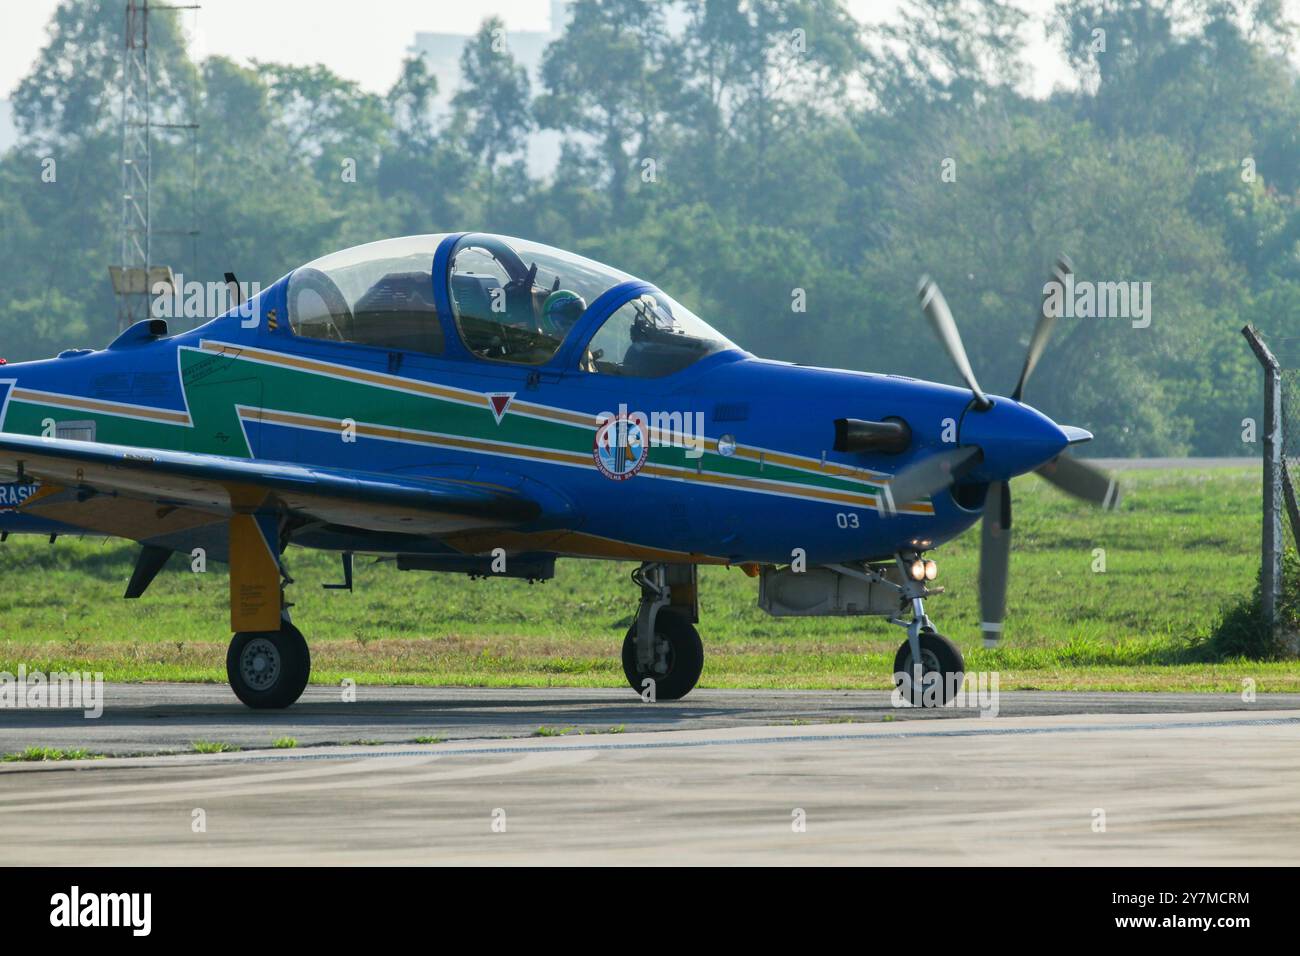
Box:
[1012,255,1072,402]
[1011,254,1122,512]
[978,480,1012,647]
[917,277,991,410]
[888,256,1122,647]
[879,446,982,518]
[1036,453,1122,510]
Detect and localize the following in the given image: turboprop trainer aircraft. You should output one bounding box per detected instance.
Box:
[0,234,1118,708]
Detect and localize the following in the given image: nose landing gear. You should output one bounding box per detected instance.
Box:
[889,553,965,706]
[893,628,965,706]
[829,554,966,706]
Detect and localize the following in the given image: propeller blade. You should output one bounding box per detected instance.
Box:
[978,481,1012,648]
[917,277,991,409]
[1011,254,1072,402]
[1036,454,1122,509]
[879,446,982,517]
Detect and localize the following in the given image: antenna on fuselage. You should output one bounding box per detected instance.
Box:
[224,272,242,308]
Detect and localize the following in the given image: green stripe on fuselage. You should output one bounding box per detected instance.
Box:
[212,350,885,496]
[1,401,183,450]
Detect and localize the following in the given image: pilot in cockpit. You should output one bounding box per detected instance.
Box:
[540,288,587,338]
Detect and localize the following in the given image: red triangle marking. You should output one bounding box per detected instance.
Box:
[487,392,514,424]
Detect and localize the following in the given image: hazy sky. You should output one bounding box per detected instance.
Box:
[0,0,1087,101]
[2,0,1296,102]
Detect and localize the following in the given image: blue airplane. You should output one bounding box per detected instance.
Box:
[0,234,1117,708]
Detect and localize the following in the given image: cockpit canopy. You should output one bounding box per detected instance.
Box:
[287,235,447,354]
[285,233,736,376]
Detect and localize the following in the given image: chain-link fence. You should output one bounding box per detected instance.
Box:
[1280,368,1300,542]
[1267,337,1300,560]
[1267,334,1300,466]
[1282,368,1300,469]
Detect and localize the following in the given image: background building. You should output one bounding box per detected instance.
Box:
[0,100,15,154]
[409,0,569,177]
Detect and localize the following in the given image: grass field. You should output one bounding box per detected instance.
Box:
[0,465,1295,692]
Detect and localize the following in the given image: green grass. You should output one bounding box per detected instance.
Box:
[0,466,1295,692]
[190,740,240,754]
[534,724,625,737]
[2,746,103,762]
[533,725,575,737]
[272,737,297,749]
[412,735,445,744]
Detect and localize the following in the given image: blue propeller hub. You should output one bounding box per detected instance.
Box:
[960,398,1080,483]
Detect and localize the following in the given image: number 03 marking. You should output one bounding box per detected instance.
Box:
[835,512,860,529]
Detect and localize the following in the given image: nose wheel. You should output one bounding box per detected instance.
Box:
[893,630,965,706]
[226,622,311,709]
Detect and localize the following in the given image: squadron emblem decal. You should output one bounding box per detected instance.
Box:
[593,415,648,481]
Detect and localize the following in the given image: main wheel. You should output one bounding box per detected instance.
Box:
[226,622,311,709]
[621,609,704,701]
[893,631,966,706]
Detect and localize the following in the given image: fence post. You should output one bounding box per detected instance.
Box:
[1243,325,1282,635]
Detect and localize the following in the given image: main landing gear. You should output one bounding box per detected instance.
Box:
[621,562,703,701]
[226,621,312,709]
[125,522,314,710]
[221,512,315,709]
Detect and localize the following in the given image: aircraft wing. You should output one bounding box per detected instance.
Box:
[0,433,542,543]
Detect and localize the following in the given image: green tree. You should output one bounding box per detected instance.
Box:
[536,0,673,217]
[451,17,534,227]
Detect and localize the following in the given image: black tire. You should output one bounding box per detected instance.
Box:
[892,631,966,706]
[226,622,311,709]
[621,609,704,701]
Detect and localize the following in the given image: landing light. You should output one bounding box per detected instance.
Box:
[924,559,938,581]
[909,559,926,581]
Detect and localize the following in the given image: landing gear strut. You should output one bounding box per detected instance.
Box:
[829,555,966,706]
[620,562,703,700]
[889,553,964,706]
[224,511,312,708]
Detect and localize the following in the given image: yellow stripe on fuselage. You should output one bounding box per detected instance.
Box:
[10,388,192,425]
[243,406,932,514]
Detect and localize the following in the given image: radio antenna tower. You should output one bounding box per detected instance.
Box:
[109,0,201,333]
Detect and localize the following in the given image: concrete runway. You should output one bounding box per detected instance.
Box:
[2,707,1298,865]
[4,683,1300,755]
[2,686,1300,864]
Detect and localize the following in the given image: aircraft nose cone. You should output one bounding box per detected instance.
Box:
[960,398,1072,481]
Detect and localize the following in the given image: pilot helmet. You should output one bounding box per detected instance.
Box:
[543,289,587,334]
